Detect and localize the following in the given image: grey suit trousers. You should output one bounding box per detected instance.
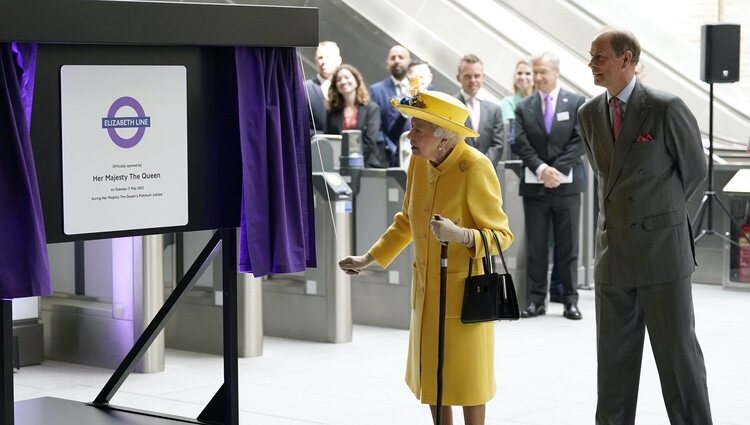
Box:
[595,277,712,425]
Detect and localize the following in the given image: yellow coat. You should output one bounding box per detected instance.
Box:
[368,140,513,406]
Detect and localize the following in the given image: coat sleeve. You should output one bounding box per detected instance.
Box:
[466,156,513,257]
[367,157,416,267]
[361,102,386,168]
[485,103,505,165]
[663,97,707,200]
[549,96,586,174]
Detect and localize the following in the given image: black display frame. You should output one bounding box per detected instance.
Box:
[32,44,243,243]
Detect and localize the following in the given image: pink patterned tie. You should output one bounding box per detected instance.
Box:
[610,96,622,141]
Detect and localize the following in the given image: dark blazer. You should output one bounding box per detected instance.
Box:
[304,77,327,135]
[455,94,505,165]
[326,101,388,168]
[369,77,410,165]
[511,88,587,196]
[578,81,706,286]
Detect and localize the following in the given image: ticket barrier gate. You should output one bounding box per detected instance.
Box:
[351,168,413,329]
[262,172,353,343]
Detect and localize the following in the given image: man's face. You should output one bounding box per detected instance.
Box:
[386,46,411,80]
[532,57,559,94]
[588,33,632,92]
[315,45,342,80]
[457,61,484,97]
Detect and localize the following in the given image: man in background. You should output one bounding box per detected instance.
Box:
[512,52,586,320]
[369,45,412,166]
[407,58,434,93]
[304,41,342,135]
[455,54,504,165]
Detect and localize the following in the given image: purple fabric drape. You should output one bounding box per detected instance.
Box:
[0,42,51,299]
[235,47,316,276]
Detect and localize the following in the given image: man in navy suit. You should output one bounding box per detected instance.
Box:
[512,52,587,320]
[369,45,411,166]
[454,54,504,165]
[304,41,341,135]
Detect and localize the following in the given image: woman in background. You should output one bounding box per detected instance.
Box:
[500,57,534,124]
[326,64,388,168]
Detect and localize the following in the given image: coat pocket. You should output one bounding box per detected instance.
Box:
[642,209,684,231]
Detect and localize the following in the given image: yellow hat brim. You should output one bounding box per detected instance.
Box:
[392,101,479,138]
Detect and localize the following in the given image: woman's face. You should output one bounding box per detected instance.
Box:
[407,118,443,163]
[335,68,358,95]
[515,63,533,91]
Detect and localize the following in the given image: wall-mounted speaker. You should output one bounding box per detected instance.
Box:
[700,24,741,83]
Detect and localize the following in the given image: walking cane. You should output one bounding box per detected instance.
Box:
[434,216,448,425]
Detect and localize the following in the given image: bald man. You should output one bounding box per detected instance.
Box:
[369,45,412,166]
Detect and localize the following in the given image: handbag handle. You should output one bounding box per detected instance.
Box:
[466,229,493,279]
[466,229,510,278]
[489,230,510,275]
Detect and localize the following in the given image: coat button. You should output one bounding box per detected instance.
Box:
[628,196,635,203]
[631,223,639,229]
[424,207,428,213]
[639,169,646,176]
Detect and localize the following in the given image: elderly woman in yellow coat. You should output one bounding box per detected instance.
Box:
[339,90,513,425]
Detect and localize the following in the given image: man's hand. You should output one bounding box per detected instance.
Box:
[541,166,562,188]
[338,253,375,275]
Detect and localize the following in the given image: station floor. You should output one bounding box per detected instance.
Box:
[13,282,750,425]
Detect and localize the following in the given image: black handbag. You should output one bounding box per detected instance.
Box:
[461,229,520,323]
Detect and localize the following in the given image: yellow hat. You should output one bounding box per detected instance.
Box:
[391,90,479,138]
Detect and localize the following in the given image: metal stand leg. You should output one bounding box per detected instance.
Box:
[1,299,13,425]
[198,228,239,425]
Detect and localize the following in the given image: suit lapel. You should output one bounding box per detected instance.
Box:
[528,94,546,136]
[604,82,651,198]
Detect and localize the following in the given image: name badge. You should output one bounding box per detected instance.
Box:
[556,111,570,122]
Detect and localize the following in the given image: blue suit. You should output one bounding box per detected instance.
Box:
[369,78,410,166]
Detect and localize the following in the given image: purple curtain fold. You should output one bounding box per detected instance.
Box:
[0,42,51,299]
[235,47,316,276]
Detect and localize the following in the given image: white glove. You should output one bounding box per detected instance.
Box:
[338,253,375,275]
[430,215,474,247]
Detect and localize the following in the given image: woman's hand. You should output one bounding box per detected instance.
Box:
[430,215,475,247]
[338,253,375,275]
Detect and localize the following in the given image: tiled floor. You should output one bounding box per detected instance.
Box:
[13,283,750,424]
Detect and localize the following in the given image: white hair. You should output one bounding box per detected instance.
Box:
[433,125,461,147]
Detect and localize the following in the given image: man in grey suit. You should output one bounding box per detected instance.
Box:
[512,52,586,320]
[455,54,504,165]
[578,28,712,424]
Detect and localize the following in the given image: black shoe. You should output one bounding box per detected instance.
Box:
[563,303,582,320]
[520,302,546,318]
[549,294,563,304]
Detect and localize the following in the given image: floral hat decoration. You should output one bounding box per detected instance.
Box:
[391,90,479,138]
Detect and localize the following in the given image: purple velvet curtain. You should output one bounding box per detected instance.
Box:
[0,42,51,299]
[235,47,316,276]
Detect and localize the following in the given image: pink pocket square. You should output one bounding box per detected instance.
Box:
[636,133,654,144]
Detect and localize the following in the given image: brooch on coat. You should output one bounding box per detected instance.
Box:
[459,160,469,172]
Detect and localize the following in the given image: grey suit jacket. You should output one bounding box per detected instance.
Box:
[577,82,706,286]
[511,88,587,196]
[456,94,504,165]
